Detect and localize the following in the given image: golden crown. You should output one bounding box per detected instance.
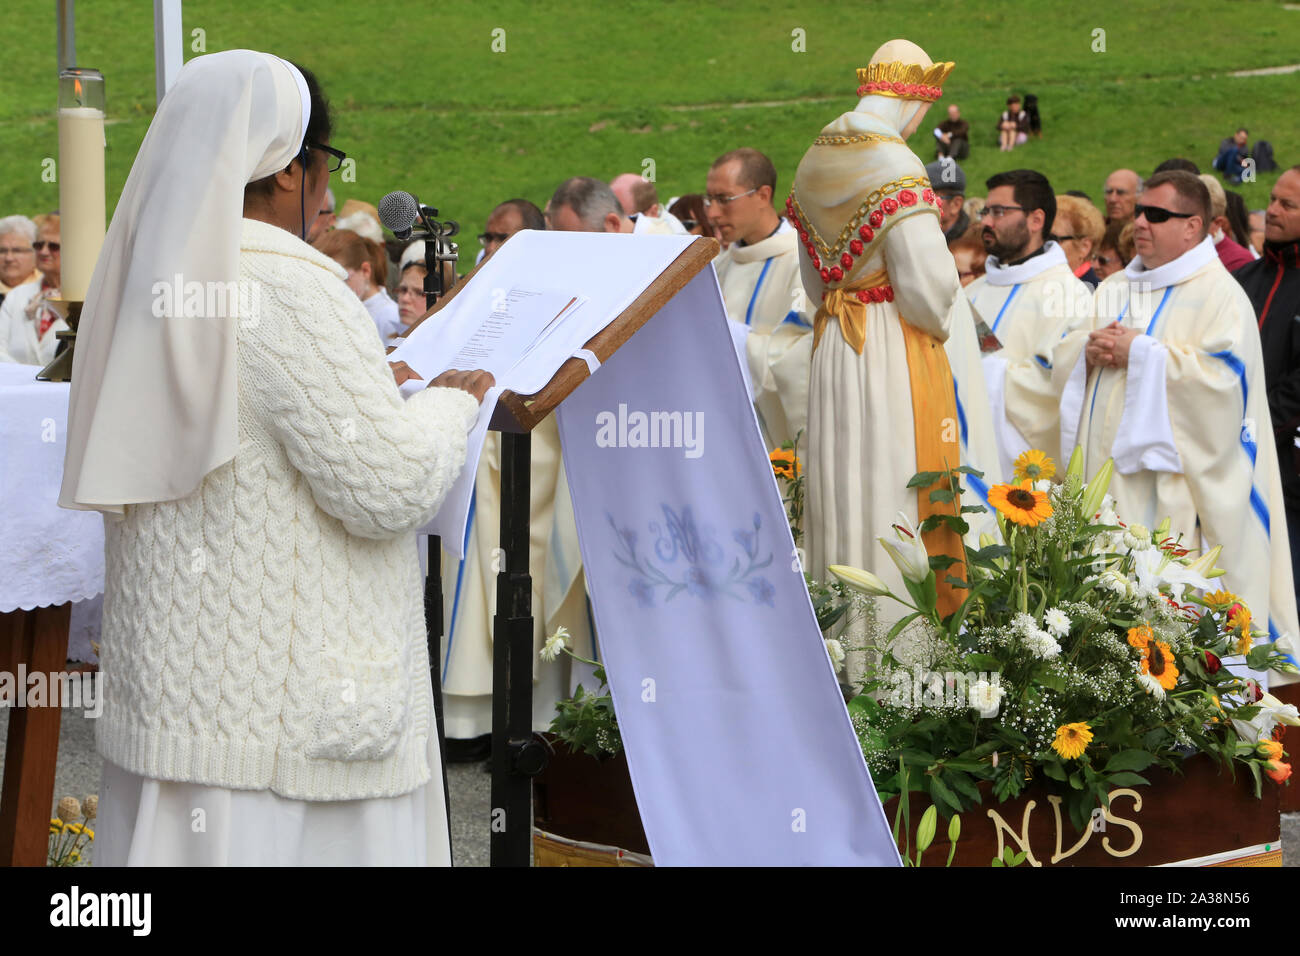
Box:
[856,61,955,102]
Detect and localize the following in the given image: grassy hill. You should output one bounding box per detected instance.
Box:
[4,0,1298,270]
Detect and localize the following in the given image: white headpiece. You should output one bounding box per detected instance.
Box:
[60,50,311,514]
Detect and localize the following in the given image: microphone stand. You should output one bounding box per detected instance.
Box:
[408,205,459,860]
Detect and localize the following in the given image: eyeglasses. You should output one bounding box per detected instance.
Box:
[308,141,347,173]
[478,232,510,247]
[703,187,759,208]
[0,246,35,256]
[978,204,1025,220]
[32,241,60,252]
[678,219,699,230]
[1134,204,1197,224]
[1052,234,1081,242]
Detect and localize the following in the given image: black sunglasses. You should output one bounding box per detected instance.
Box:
[33,240,60,252]
[1134,204,1196,224]
[307,141,347,173]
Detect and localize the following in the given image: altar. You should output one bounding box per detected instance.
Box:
[0,363,104,866]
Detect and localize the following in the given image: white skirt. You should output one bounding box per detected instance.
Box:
[96,730,451,867]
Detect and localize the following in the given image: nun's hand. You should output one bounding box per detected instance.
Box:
[389,361,422,386]
[430,369,495,404]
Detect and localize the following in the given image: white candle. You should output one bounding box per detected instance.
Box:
[57,105,106,301]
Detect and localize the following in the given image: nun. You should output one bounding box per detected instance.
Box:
[59,49,491,865]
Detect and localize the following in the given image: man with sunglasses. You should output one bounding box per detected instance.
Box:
[1056,169,1299,674]
[965,169,1092,473]
[707,148,812,451]
[0,214,65,365]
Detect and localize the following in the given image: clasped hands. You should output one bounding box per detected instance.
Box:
[388,361,495,404]
[1086,323,1140,372]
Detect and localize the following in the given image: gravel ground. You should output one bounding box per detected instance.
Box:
[2,700,1294,867]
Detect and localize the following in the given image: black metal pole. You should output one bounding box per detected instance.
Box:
[490,430,544,866]
[421,234,453,854]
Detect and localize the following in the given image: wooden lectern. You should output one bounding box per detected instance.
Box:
[407,235,718,866]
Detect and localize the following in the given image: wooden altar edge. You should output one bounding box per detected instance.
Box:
[399,237,720,434]
[533,830,653,868]
[1156,844,1282,867]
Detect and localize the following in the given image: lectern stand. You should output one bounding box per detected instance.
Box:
[405,236,718,866]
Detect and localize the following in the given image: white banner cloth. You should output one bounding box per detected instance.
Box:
[0,364,105,611]
[556,267,899,866]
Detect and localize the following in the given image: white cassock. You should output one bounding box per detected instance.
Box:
[713,219,814,450]
[0,281,67,366]
[967,240,1092,476]
[1055,236,1299,678]
[433,415,597,738]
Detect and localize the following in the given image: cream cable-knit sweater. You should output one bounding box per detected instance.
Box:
[96,218,480,801]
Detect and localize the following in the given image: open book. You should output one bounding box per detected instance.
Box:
[386,229,701,554]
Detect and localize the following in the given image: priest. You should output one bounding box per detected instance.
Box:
[965,169,1092,475]
[790,39,981,679]
[1056,169,1298,668]
[707,148,813,450]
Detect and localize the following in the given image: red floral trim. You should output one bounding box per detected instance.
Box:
[853,285,895,304]
[855,81,944,100]
[868,210,884,228]
[898,189,918,206]
[849,238,863,255]
[794,183,940,289]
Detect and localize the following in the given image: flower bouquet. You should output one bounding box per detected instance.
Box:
[831,449,1298,834]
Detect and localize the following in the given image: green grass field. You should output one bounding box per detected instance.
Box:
[4,0,1298,270]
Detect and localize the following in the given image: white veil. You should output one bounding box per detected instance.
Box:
[59,50,310,514]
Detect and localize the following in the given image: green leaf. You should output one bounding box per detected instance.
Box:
[963,653,1003,671]
[1104,771,1150,787]
[945,771,983,803]
[960,505,987,514]
[907,471,946,488]
[928,554,959,571]
[1246,645,1274,671]
[954,465,985,478]
[1103,749,1158,773]
[927,775,964,815]
[1042,761,1067,782]
[929,488,956,504]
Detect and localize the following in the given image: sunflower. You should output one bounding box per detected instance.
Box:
[1227,603,1253,655]
[988,481,1053,527]
[1139,639,1180,690]
[769,448,800,481]
[1051,722,1094,760]
[1203,589,1240,609]
[1126,625,1153,649]
[1013,449,1056,483]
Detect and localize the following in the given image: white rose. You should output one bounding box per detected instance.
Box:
[969,678,1006,717]
[825,638,846,672]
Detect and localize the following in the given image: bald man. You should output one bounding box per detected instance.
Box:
[609,172,688,234]
[1104,169,1141,222]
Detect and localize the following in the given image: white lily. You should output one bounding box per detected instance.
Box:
[878,511,931,584]
[1130,547,1212,604]
[828,564,892,597]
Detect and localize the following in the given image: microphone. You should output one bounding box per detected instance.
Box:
[379,190,420,240]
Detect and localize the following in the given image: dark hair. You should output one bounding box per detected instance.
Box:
[1143,169,1211,236]
[1152,157,1200,176]
[669,193,709,233]
[245,62,332,200]
[985,168,1056,236]
[1100,218,1132,265]
[1224,190,1253,247]
[1006,95,1020,105]
[710,148,778,198]
[492,198,546,231]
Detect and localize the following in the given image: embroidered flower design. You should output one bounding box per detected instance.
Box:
[922,188,936,204]
[859,224,874,241]
[849,238,863,255]
[898,189,918,206]
[840,252,853,269]
[747,576,776,607]
[628,577,654,608]
[881,197,900,215]
[820,268,831,283]
[829,266,843,282]
[868,210,884,228]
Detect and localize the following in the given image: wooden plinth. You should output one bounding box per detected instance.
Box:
[0,604,70,867]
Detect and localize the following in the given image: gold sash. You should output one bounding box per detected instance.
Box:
[815,270,968,618]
